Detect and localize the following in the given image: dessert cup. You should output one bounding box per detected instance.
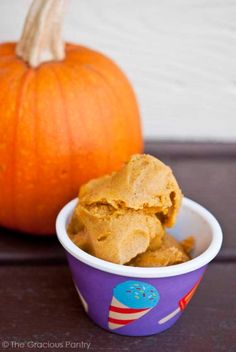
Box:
[56,197,222,336]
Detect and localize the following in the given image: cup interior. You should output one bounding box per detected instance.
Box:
[56,197,223,278]
[168,202,213,258]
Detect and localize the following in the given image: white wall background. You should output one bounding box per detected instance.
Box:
[1,0,236,141]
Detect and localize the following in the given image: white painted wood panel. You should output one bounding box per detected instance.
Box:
[1,0,236,140]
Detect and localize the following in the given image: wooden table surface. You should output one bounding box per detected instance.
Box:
[0,142,236,352]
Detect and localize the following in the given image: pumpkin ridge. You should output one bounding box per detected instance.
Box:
[56,62,101,173]
[81,63,116,170]
[0,67,27,102]
[0,59,26,73]
[81,63,123,169]
[32,72,39,231]
[91,63,142,154]
[9,69,35,223]
[0,56,18,64]
[0,72,28,227]
[81,63,131,156]
[83,65,111,172]
[49,65,75,194]
[64,61,121,173]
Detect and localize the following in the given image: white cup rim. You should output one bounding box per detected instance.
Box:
[56,197,223,278]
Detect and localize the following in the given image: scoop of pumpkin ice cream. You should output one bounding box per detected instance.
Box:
[68,153,184,265]
[128,233,192,267]
[79,154,182,227]
[69,202,164,264]
[67,209,92,253]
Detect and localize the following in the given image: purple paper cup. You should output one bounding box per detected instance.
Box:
[56,197,222,336]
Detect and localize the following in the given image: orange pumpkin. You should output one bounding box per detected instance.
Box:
[0,0,143,235]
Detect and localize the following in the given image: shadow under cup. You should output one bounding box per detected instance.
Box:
[56,197,223,336]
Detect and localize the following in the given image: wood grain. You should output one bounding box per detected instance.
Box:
[0,0,236,140]
[0,263,235,352]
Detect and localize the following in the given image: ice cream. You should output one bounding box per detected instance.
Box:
[128,233,193,267]
[72,204,164,264]
[68,154,193,266]
[67,210,91,252]
[108,281,160,330]
[78,154,182,227]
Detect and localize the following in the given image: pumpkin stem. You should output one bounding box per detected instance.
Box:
[16,0,66,68]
